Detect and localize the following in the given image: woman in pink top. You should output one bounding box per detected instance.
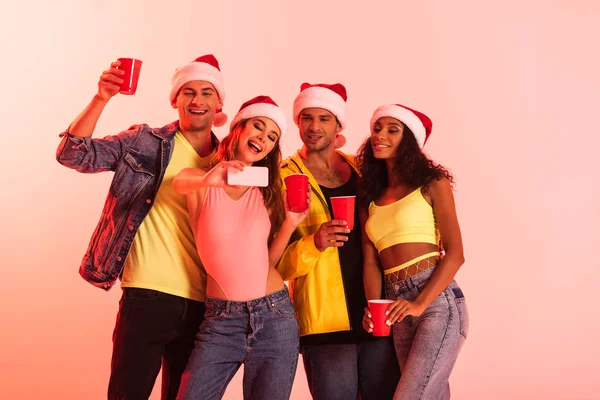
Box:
[173,96,309,400]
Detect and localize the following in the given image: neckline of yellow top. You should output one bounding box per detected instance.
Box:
[371,186,425,208]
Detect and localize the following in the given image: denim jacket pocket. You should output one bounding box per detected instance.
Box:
[123,151,155,175]
[109,151,154,200]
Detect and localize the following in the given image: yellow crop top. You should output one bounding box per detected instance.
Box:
[365,187,440,252]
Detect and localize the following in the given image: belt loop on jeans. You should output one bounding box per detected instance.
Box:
[408,276,416,289]
[225,301,231,314]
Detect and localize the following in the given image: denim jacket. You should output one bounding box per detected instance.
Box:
[56,121,218,290]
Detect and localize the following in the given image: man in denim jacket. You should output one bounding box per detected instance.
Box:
[56,55,227,400]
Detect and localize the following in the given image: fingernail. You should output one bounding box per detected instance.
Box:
[369,324,373,328]
[385,311,389,315]
[386,321,391,326]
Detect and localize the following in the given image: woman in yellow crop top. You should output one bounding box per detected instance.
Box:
[357,104,469,399]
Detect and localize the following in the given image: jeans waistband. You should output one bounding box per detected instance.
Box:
[205,286,290,312]
[384,266,436,294]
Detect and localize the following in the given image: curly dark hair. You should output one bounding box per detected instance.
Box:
[215,119,284,243]
[356,124,454,207]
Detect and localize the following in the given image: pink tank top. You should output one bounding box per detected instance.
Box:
[195,186,271,301]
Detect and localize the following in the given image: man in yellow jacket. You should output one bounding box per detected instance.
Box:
[277,83,399,400]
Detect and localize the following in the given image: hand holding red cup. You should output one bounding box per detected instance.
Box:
[330,195,356,230]
[367,299,395,336]
[284,174,310,213]
[116,58,143,95]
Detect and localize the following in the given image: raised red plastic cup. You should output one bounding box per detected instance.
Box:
[368,299,394,336]
[116,58,142,95]
[330,195,356,230]
[284,174,309,212]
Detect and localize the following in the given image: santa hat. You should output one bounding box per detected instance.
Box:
[170,54,227,127]
[230,95,288,136]
[370,104,433,148]
[292,82,348,129]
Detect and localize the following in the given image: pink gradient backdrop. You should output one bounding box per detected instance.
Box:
[1,1,598,398]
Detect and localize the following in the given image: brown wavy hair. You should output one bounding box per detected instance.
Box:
[215,119,284,243]
[356,124,454,207]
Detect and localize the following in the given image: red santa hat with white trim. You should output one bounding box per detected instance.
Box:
[170,54,227,127]
[370,104,433,148]
[293,82,348,129]
[230,95,288,136]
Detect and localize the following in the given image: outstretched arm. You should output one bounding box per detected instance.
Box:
[173,160,245,194]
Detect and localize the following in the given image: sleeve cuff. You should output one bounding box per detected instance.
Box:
[300,233,322,258]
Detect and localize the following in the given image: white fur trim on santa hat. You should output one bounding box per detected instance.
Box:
[293,86,347,129]
[230,103,288,136]
[370,105,427,148]
[169,62,225,104]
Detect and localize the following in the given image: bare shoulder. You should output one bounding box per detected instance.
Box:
[430,177,452,191]
[429,177,454,203]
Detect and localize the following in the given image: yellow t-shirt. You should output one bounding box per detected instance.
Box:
[121,131,214,301]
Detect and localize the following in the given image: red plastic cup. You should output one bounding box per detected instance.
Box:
[284,174,309,213]
[368,299,394,336]
[116,58,143,95]
[330,195,356,230]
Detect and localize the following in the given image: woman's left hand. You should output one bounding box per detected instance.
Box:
[385,299,426,324]
[283,189,311,227]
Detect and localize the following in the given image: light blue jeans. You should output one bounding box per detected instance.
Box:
[177,287,299,400]
[385,267,469,400]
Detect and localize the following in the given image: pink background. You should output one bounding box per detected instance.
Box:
[1,0,598,398]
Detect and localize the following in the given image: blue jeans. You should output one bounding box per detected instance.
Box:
[177,287,299,400]
[385,267,469,400]
[301,337,400,400]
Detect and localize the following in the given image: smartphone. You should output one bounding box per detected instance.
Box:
[227,166,269,187]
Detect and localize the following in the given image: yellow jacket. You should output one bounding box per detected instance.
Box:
[277,151,359,336]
